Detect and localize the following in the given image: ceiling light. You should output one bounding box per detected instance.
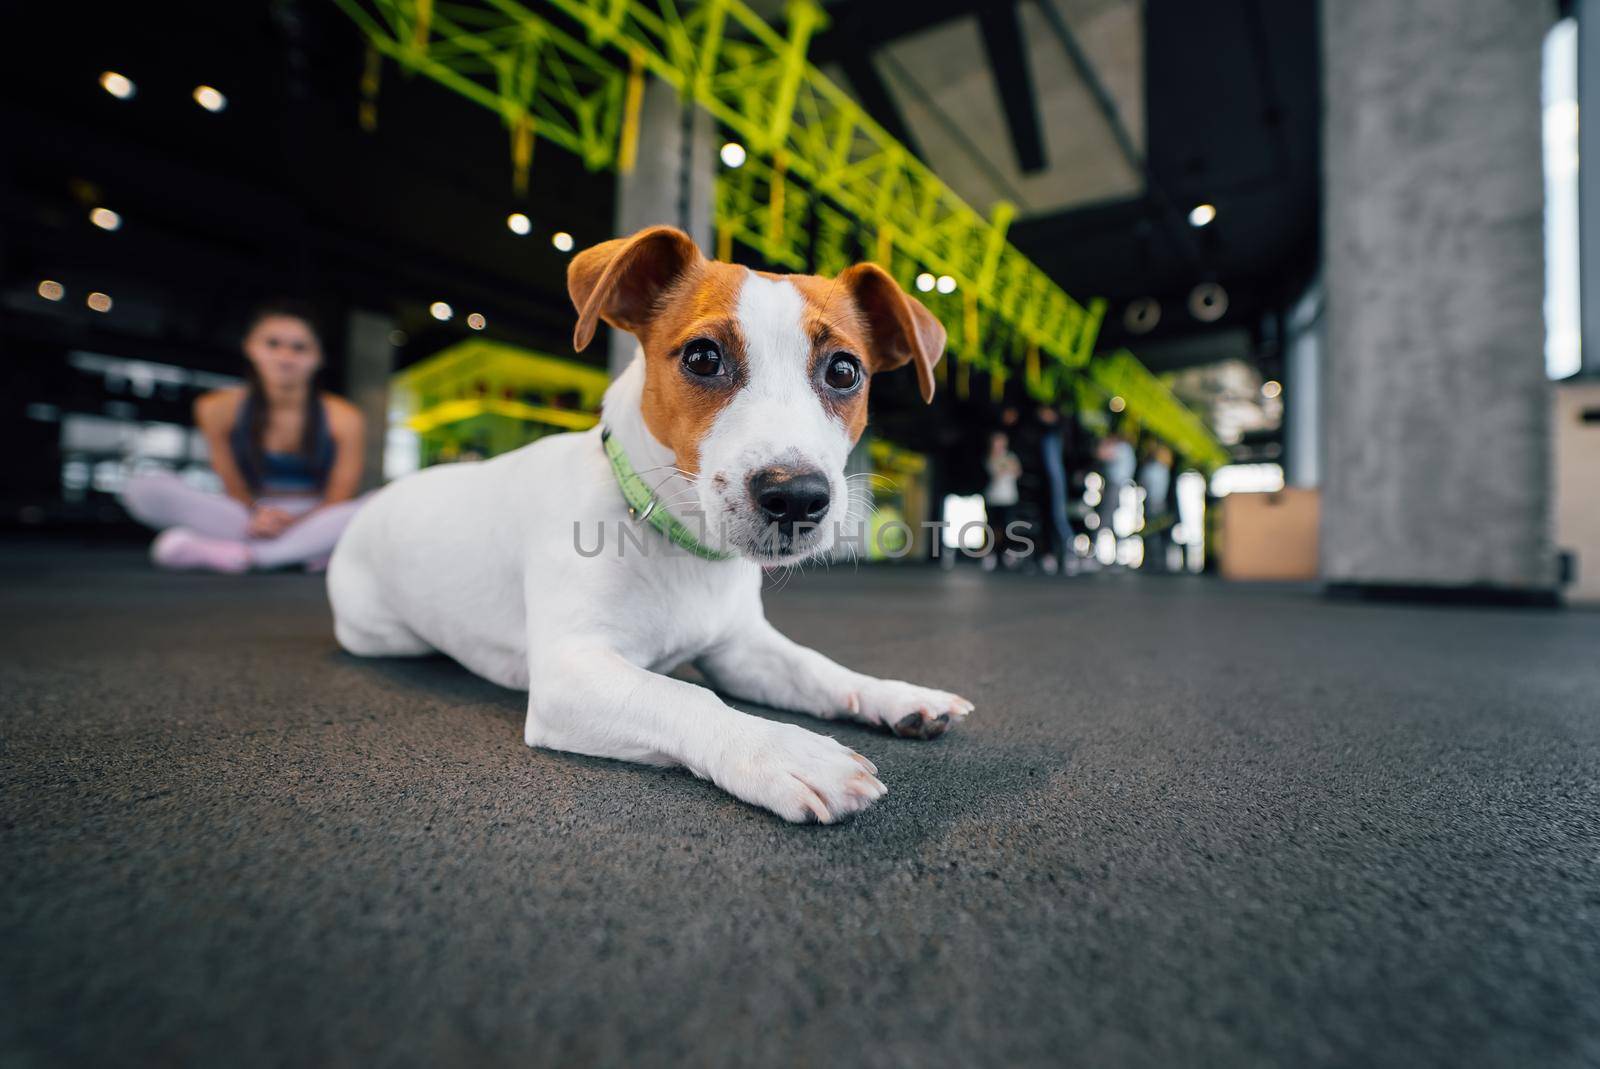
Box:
[506,212,531,236]
[1188,282,1228,322]
[1261,380,1282,399]
[193,85,227,113]
[1109,395,1126,413]
[89,207,122,231]
[467,312,486,330]
[915,272,936,293]
[37,280,65,302]
[1188,203,1217,227]
[429,301,453,321]
[719,141,747,168]
[1123,297,1160,334]
[551,231,575,252]
[87,292,113,313]
[935,275,957,294]
[99,71,135,100]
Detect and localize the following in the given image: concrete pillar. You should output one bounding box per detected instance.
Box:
[1320,0,1556,591]
[343,309,395,490]
[608,77,716,373]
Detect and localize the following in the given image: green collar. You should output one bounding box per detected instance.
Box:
[602,427,735,562]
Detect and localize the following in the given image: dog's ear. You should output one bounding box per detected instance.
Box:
[568,226,703,352]
[838,263,946,403]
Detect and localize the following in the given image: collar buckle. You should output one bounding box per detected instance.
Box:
[602,425,734,562]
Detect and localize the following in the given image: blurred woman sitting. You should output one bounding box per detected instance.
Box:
[982,430,1024,572]
[122,301,367,573]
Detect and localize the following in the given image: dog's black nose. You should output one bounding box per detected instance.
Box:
[750,468,831,535]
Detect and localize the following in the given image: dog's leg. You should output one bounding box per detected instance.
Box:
[524,642,887,823]
[698,620,973,740]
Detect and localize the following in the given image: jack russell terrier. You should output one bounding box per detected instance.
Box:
[328,226,973,823]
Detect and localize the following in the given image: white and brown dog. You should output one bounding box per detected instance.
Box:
[328,226,973,823]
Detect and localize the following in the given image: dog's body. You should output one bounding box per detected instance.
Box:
[329,227,971,822]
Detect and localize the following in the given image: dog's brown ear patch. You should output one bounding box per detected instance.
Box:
[838,263,947,403]
[568,226,704,352]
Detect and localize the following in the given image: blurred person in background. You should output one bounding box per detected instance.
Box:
[983,430,1023,572]
[1095,427,1137,538]
[121,302,367,573]
[1138,441,1174,571]
[1034,405,1074,575]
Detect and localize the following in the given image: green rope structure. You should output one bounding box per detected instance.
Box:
[333,0,1229,469]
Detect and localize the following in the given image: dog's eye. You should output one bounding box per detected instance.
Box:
[824,353,862,392]
[682,338,724,377]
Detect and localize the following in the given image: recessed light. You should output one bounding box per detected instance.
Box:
[915,273,936,293]
[935,275,957,294]
[193,85,227,113]
[429,301,453,321]
[90,207,122,231]
[719,142,747,168]
[467,312,486,330]
[1188,282,1228,322]
[507,212,531,236]
[1261,380,1282,399]
[38,280,65,302]
[1109,395,1126,413]
[551,231,575,252]
[1123,297,1160,334]
[87,292,113,313]
[99,71,135,100]
[1188,203,1217,227]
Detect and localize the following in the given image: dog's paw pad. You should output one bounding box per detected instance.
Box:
[892,709,954,740]
[859,682,973,740]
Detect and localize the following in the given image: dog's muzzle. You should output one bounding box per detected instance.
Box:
[741,466,832,559]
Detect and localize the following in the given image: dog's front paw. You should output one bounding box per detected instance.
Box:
[713,721,886,824]
[849,680,974,740]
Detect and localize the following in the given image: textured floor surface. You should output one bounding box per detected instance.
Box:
[2,542,1599,1068]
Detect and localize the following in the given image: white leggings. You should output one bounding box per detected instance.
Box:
[122,470,366,569]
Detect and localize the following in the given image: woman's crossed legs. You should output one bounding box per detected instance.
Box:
[122,470,366,572]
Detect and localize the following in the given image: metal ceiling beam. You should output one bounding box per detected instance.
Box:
[977,2,1047,174]
[837,53,925,163]
[331,0,1228,466]
[1031,0,1205,274]
[874,50,1029,208]
[1239,0,1292,183]
[806,0,993,64]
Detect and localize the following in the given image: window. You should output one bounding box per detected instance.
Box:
[1544,18,1580,380]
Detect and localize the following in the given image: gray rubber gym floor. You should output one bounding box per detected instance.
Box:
[3,542,1598,1068]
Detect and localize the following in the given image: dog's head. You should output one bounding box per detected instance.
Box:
[570,226,945,563]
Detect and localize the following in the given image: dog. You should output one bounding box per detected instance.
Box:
[328,226,973,823]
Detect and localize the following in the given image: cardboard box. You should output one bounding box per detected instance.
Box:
[1554,381,1600,605]
[1220,488,1320,581]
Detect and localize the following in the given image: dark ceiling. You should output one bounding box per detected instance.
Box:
[1,0,1318,390]
[1,0,617,381]
[815,0,1322,375]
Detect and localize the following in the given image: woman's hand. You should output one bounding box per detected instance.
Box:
[248,506,297,539]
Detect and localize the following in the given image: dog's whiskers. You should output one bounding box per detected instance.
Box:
[586,464,696,493]
[648,470,693,499]
[844,471,896,487]
[649,488,702,514]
